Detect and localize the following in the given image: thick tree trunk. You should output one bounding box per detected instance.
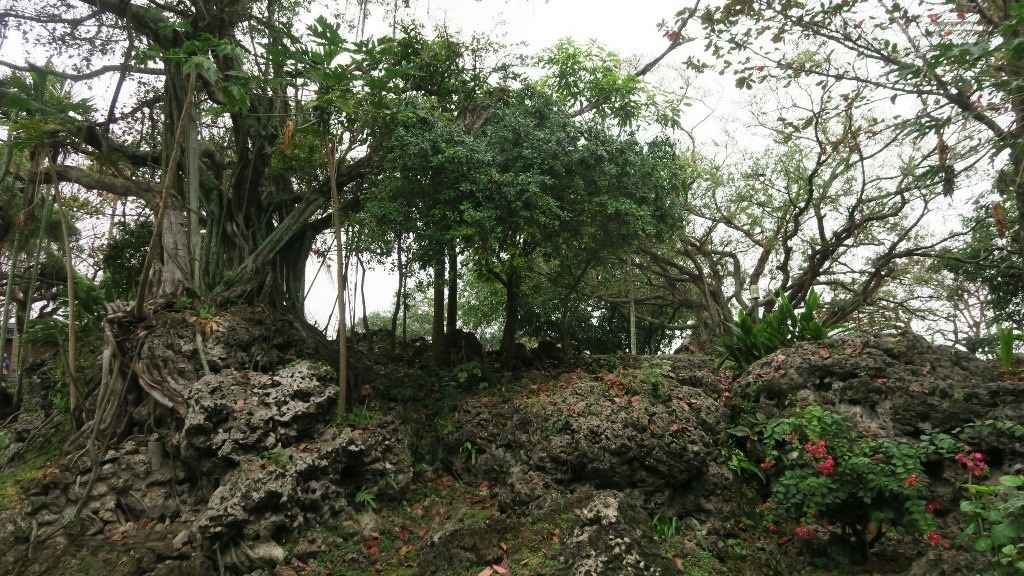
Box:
[1011,145,1024,272]
[155,195,191,297]
[500,271,521,371]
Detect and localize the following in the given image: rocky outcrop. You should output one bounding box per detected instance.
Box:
[736,331,1024,468]
[180,362,339,476]
[0,360,413,576]
[3,330,1022,576]
[444,356,727,518]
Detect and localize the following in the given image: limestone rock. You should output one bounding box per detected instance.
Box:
[180,361,338,475]
[558,490,676,575]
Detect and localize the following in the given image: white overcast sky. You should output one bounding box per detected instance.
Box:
[400,0,681,54]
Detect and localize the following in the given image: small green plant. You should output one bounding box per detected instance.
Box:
[652,513,681,540]
[262,446,290,469]
[722,446,765,484]
[718,290,829,370]
[436,418,456,437]
[341,406,381,427]
[549,417,569,434]
[450,360,487,388]
[460,441,478,465]
[960,474,1024,575]
[198,303,215,320]
[354,486,377,509]
[636,358,674,401]
[681,550,721,576]
[174,293,193,311]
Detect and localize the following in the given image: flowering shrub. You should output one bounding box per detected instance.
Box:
[732,406,936,563]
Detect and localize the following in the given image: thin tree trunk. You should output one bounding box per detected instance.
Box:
[628,256,636,355]
[51,174,83,427]
[390,236,403,343]
[359,256,369,333]
[328,144,348,416]
[0,213,24,388]
[185,96,203,295]
[446,246,458,337]
[17,154,51,403]
[431,258,446,367]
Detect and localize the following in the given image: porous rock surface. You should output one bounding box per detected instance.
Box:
[0,360,412,576]
[737,331,1024,463]
[4,329,1024,576]
[556,490,677,575]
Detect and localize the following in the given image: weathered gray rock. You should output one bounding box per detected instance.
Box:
[192,418,412,572]
[445,359,726,510]
[736,331,1024,469]
[180,361,338,475]
[413,517,517,575]
[558,490,676,575]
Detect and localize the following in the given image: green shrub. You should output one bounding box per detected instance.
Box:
[733,406,934,563]
[960,474,1024,575]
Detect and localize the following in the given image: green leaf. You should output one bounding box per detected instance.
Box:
[992,520,1024,546]
[1000,475,1024,488]
[975,536,994,552]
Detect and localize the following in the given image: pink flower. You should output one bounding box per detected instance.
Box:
[769,524,777,532]
[803,439,828,459]
[814,455,835,476]
[794,525,816,540]
[955,448,989,478]
[905,474,918,487]
[760,460,775,470]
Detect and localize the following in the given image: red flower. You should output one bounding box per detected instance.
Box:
[905,474,919,487]
[795,525,816,540]
[925,502,940,514]
[760,460,775,470]
[927,531,943,544]
[803,439,828,459]
[814,455,835,476]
